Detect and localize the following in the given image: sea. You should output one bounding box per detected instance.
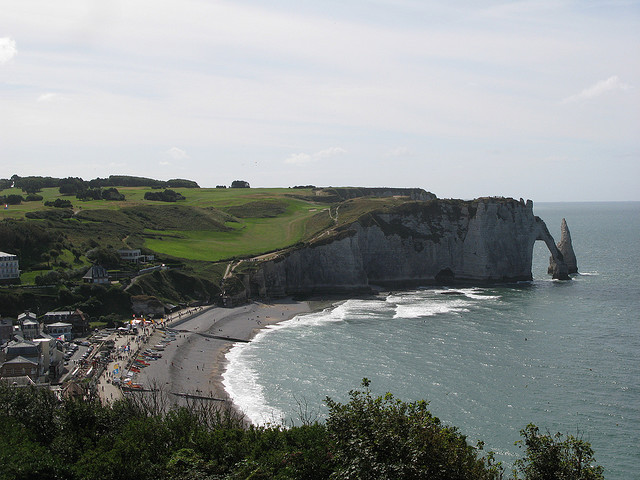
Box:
[223,202,640,479]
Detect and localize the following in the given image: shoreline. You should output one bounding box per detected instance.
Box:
[135,297,335,421]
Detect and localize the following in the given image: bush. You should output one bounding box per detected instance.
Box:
[45,198,73,208]
[76,188,103,201]
[325,379,500,480]
[101,187,125,201]
[144,189,185,202]
[166,179,199,188]
[513,424,604,480]
[5,194,24,205]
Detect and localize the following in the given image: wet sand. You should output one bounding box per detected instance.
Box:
[136,299,313,413]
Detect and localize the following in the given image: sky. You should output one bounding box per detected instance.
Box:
[1,1,639,201]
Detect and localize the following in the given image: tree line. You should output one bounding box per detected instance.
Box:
[2,175,200,195]
[0,379,604,480]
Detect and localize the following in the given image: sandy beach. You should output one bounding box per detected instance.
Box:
[134,298,313,414]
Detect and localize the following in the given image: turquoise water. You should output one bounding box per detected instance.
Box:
[223,202,640,479]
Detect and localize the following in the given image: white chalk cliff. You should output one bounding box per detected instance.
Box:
[244,197,571,297]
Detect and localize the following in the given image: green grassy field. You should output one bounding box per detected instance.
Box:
[1,186,327,264]
[144,199,323,261]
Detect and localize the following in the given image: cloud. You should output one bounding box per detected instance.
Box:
[37,92,66,102]
[284,147,346,164]
[387,146,413,157]
[562,76,631,103]
[0,37,17,64]
[165,146,190,160]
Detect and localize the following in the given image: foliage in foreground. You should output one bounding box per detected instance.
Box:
[0,381,604,480]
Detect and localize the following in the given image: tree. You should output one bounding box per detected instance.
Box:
[58,177,87,195]
[76,188,103,200]
[231,180,250,188]
[48,249,60,265]
[325,379,500,480]
[6,194,23,205]
[19,178,44,194]
[101,187,125,201]
[512,424,604,480]
[44,198,73,208]
[86,247,121,268]
[144,189,185,202]
[166,178,200,188]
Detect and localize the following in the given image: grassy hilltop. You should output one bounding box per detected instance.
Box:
[1,176,433,318]
[1,186,323,262]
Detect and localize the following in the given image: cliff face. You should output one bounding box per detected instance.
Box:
[246,198,570,297]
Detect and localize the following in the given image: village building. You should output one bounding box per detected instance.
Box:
[0,356,39,380]
[4,338,41,365]
[44,322,73,340]
[17,316,41,340]
[83,264,110,284]
[32,334,65,378]
[43,309,89,335]
[0,251,20,281]
[117,248,155,263]
[0,318,13,343]
[1,330,65,382]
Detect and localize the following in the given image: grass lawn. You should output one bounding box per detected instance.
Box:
[2,185,326,262]
[20,269,51,285]
[144,202,320,261]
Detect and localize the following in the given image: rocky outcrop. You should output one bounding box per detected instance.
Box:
[131,295,166,317]
[244,197,570,297]
[549,218,578,274]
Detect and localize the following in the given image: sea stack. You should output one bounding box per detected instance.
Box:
[549,218,578,275]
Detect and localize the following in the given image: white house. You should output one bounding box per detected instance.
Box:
[18,318,40,340]
[0,252,19,280]
[44,322,73,340]
[117,249,154,263]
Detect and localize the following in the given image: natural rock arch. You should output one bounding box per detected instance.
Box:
[534,217,570,280]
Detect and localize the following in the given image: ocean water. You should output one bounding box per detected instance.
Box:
[223,202,640,479]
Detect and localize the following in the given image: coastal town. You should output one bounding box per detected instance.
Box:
[1,276,312,409]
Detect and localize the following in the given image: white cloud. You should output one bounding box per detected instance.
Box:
[284,147,346,164]
[0,37,17,64]
[387,146,413,157]
[165,147,189,160]
[37,92,65,102]
[562,76,631,103]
